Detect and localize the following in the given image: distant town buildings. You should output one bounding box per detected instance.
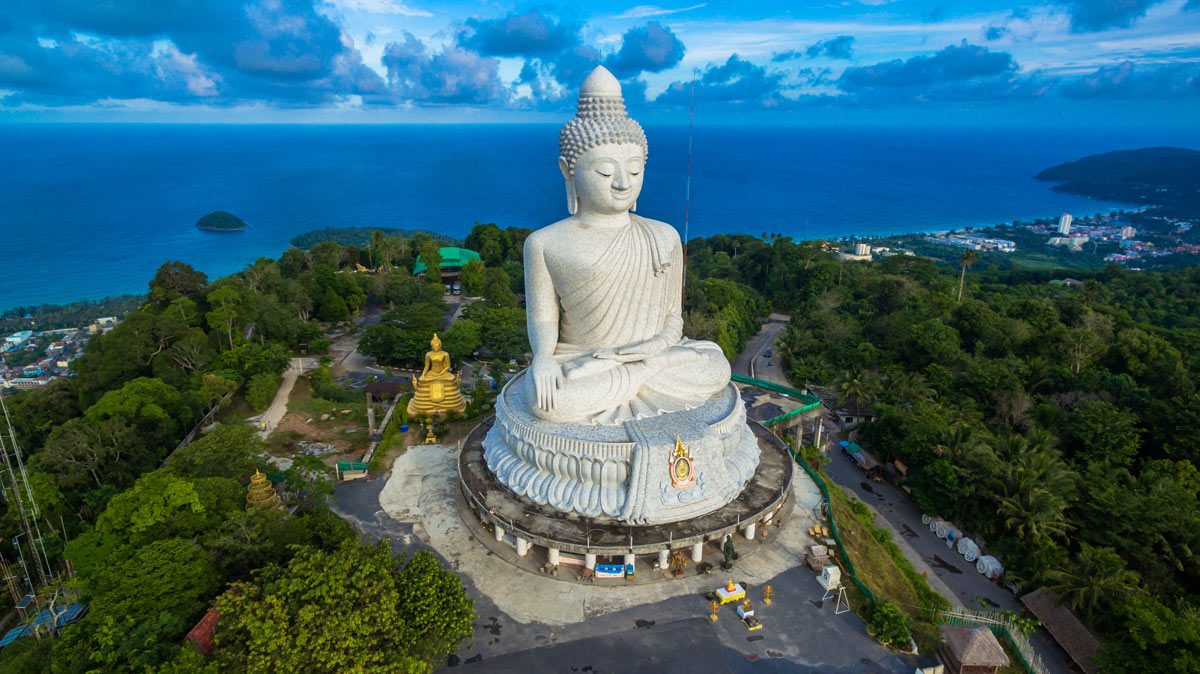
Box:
[838,243,873,261]
[925,233,1016,253]
[1048,236,1090,249]
[87,316,118,334]
[1120,225,1136,239]
[3,330,33,349]
[2,323,99,391]
[1057,213,1073,236]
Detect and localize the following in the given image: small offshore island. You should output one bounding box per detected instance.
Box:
[195,210,248,232]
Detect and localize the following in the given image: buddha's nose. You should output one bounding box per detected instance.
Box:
[613,169,630,190]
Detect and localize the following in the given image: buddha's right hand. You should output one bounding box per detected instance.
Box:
[531,356,564,411]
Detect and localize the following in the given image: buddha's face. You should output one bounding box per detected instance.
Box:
[565,143,645,216]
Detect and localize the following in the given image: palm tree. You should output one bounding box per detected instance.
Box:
[997,481,1073,546]
[932,423,979,461]
[1045,544,1141,626]
[957,249,979,302]
[887,371,937,405]
[833,367,881,410]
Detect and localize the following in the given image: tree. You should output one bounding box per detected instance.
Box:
[199,373,238,409]
[96,472,240,547]
[360,303,447,366]
[957,249,979,302]
[477,306,528,362]
[997,480,1072,547]
[214,342,290,380]
[866,601,912,647]
[460,258,486,296]
[2,377,80,451]
[833,367,881,409]
[148,261,208,315]
[311,241,343,268]
[1098,594,1200,674]
[247,372,281,411]
[206,285,242,350]
[442,318,482,361]
[1045,544,1141,627]
[910,458,961,517]
[85,377,185,441]
[419,242,443,286]
[35,417,146,495]
[482,266,518,307]
[214,541,474,674]
[57,538,220,674]
[1066,400,1142,467]
[320,287,350,322]
[165,423,273,482]
[282,455,336,511]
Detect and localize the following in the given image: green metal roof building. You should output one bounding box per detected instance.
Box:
[412,246,481,276]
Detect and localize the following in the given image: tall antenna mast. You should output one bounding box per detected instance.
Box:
[0,395,52,589]
[682,68,696,305]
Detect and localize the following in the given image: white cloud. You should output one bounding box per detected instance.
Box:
[325,0,432,18]
[613,4,707,20]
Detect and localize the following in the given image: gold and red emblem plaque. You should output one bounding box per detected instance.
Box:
[670,435,695,488]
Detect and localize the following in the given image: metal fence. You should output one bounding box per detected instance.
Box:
[931,607,1051,674]
[784,444,875,604]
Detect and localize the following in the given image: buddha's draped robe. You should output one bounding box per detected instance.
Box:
[530,214,729,424]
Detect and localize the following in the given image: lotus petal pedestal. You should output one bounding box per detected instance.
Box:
[482,371,759,525]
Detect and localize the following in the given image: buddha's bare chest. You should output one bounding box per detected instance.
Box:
[542,230,627,283]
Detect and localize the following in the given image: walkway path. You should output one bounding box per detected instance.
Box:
[247,358,310,440]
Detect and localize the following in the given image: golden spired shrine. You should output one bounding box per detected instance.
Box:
[408,334,467,417]
[245,470,281,509]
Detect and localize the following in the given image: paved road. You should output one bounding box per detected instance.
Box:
[734,315,789,385]
[729,329,1073,673]
[818,421,1075,673]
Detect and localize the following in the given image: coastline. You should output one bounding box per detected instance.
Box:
[2,200,1150,313]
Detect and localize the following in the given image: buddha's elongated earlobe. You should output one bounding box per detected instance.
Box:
[559,156,578,215]
[631,199,637,213]
[565,180,579,215]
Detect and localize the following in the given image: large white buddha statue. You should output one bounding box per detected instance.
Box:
[523,66,730,425]
[483,66,758,524]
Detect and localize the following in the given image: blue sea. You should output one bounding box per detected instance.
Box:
[1,123,1197,311]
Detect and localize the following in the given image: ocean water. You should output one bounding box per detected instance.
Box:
[1,123,1196,311]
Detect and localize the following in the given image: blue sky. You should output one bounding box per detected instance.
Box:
[1,0,1198,124]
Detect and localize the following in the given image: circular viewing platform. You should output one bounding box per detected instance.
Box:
[458,415,795,569]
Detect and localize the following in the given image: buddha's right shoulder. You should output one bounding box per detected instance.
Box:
[526,218,576,253]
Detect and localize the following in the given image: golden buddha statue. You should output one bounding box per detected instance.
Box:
[246,469,281,510]
[408,333,467,417]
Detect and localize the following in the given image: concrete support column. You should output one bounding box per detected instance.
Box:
[548,548,561,566]
[691,542,704,563]
[516,538,528,557]
[623,553,635,571]
[493,523,505,542]
[814,419,823,450]
[585,553,596,569]
[744,522,757,541]
[658,549,670,569]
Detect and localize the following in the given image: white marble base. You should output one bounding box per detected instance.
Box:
[482,371,759,524]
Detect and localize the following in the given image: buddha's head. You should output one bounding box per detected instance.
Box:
[558,66,648,217]
[430,333,442,352]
